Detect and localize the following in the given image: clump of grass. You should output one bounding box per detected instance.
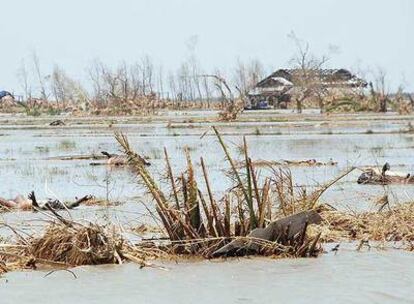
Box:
[19,163,36,177]
[115,127,323,258]
[365,129,374,134]
[149,148,162,159]
[271,167,354,217]
[48,166,69,176]
[57,139,77,150]
[28,223,122,265]
[25,107,41,117]
[316,201,414,249]
[0,218,164,273]
[35,146,50,154]
[46,107,61,116]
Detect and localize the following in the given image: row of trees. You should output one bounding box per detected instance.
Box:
[12,34,411,114]
[15,51,267,113]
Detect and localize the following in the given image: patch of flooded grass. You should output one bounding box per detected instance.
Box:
[35,146,50,154]
[149,148,163,159]
[57,139,77,150]
[19,162,37,177]
[47,166,70,176]
[370,146,385,157]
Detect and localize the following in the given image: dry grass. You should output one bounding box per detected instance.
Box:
[114,127,325,258]
[28,223,122,265]
[0,217,166,274]
[314,202,414,249]
[218,100,244,121]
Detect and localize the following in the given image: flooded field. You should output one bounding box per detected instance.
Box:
[1,110,414,303]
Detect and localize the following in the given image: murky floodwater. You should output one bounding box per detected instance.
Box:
[2,244,414,304]
[1,111,414,303]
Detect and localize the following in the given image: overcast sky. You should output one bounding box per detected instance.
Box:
[1,0,413,94]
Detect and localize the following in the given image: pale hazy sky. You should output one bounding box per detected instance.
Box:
[1,0,413,93]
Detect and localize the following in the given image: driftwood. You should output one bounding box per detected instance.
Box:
[90,151,151,167]
[46,154,107,161]
[29,192,93,210]
[235,159,337,169]
[358,163,414,185]
[212,210,322,257]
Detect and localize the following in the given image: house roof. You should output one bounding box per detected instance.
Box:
[256,68,367,89]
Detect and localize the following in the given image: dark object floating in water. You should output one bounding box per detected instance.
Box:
[358,163,413,185]
[212,210,322,257]
[0,191,93,211]
[49,120,65,126]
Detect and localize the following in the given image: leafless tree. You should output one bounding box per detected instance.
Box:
[31,51,49,101]
[288,32,330,113]
[51,65,68,108]
[16,59,32,101]
[141,55,154,95]
[370,67,389,112]
[201,73,243,120]
[51,64,89,110]
[88,59,105,105]
[233,58,265,103]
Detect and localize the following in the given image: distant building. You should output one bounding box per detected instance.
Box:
[247,68,367,109]
[0,91,16,106]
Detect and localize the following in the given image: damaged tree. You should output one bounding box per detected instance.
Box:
[200,74,244,121]
[288,32,330,114]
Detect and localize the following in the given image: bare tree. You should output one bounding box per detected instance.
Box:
[233,58,265,101]
[51,64,89,110]
[288,32,329,113]
[141,55,154,95]
[31,51,49,101]
[17,59,31,101]
[370,67,389,112]
[51,65,67,108]
[168,71,178,106]
[201,73,243,120]
[202,75,212,108]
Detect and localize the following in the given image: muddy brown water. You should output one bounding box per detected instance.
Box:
[1,245,414,304]
[1,111,414,303]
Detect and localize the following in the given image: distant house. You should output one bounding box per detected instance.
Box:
[0,90,13,100]
[247,69,367,109]
[0,90,16,106]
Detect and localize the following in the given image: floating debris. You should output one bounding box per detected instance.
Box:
[49,120,65,126]
[358,163,413,185]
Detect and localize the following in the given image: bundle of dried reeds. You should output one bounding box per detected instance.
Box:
[0,217,165,274]
[115,127,322,258]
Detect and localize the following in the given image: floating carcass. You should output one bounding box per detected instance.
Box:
[358,163,414,185]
